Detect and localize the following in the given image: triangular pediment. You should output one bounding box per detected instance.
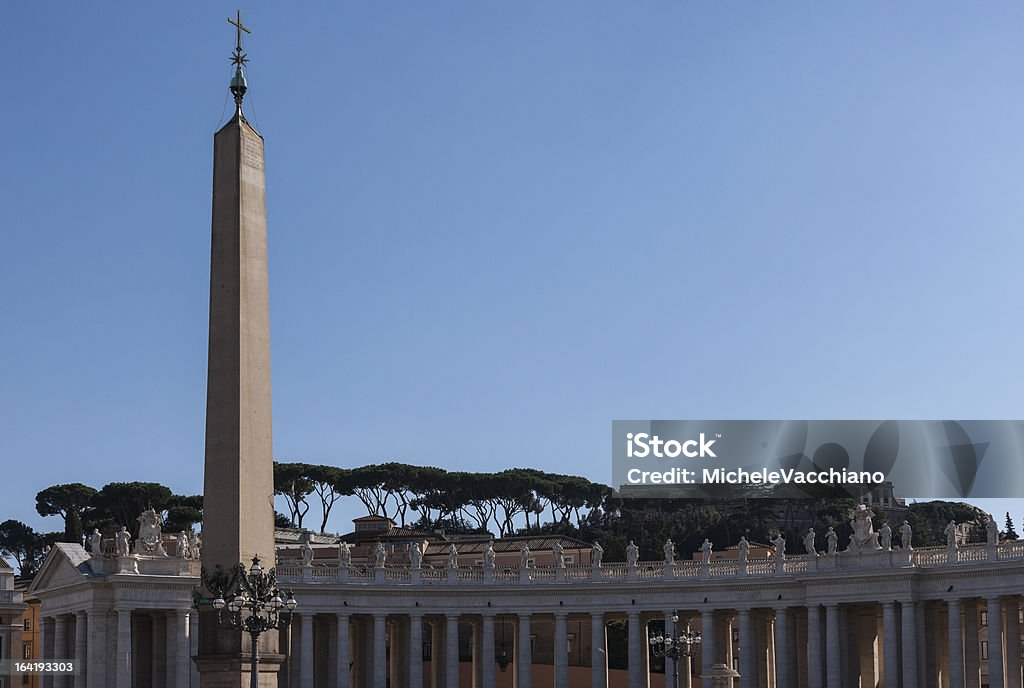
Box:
[27,543,92,594]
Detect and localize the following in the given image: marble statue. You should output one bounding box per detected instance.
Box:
[483,540,496,569]
[519,543,531,569]
[700,539,713,565]
[178,531,192,559]
[191,531,201,558]
[448,543,459,569]
[134,509,167,556]
[591,541,603,568]
[879,523,892,551]
[945,521,958,549]
[803,528,816,556]
[89,529,102,556]
[845,504,880,551]
[826,527,838,555]
[899,521,912,550]
[626,540,639,567]
[987,514,999,546]
[338,540,351,568]
[115,526,132,557]
[374,542,387,568]
[553,542,565,569]
[737,537,749,565]
[664,539,676,565]
[410,542,423,569]
[771,534,786,561]
[301,536,314,567]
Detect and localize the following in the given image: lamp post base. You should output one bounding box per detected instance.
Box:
[194,653,285,688]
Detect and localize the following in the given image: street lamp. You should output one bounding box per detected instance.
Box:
[649,612,701,688]
[195,555,298,688]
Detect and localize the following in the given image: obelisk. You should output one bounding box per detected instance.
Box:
[196,12,282,687]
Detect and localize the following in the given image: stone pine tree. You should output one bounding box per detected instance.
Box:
[1005,512,1019,541]
[35,483,97,544]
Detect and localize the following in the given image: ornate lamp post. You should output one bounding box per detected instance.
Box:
[194,555,298,688]
[649,612,701,688]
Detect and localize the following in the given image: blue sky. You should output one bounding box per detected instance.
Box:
[2,3,1024,537]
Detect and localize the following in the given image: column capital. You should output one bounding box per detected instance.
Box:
[553,610,569,619]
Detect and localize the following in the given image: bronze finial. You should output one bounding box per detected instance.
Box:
[227,10,252,110]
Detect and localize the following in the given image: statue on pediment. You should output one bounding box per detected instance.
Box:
[134,509,167,556]
[89,529,103,557]
[116,526,132,557]
[845,504,880,551]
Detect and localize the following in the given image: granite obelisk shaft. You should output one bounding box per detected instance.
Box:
[197,110,280,687]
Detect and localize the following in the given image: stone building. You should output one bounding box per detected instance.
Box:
[26,517,1024,688]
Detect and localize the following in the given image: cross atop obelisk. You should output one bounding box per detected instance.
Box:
[197,9,282,686]
[228,10,252,111]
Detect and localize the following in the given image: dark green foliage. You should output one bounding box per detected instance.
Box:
[35,483,97,544]
[904,501,988,547]
[87,482,174,538]
[1004,512,1019,541]
[0,520,56,577]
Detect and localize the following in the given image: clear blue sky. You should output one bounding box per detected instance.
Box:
[2,4,1024,537]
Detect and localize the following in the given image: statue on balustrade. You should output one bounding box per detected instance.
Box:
[134,508,168,556]
[448,543,459,569]
[899,521,912,550]
[986,514,999,546]
[945,521,958,549]
[737,537,749,565]
[700,538,713,565]
[663,539,676,565]
[845,504,881,551]
[338,540,351,568]
[626,540,639,567]
[178,530,193,559]
[771,534,786,561]
[826,527,838,555]
[89,529,103,557]
[374,541,387,568]
[116,526,132,557]
[191,531,202,558]
[410,542,423,569]
[591,541,603,568]
[301,535,314,567]
[553,542,565,568]
[520,543,531,569]
[879,522,892,551]
[483,540,496,569]
[803,528,816,556]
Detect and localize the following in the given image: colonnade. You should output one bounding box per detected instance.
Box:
[35,608,197,688]
[280,594,1023,688]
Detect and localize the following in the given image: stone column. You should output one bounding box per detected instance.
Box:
[901,601,919,688]
[773,607,788,688]
[446,614,460,688]
[173,610,189,688]
[373,614,387,688]
[53,615,68,688]
[591,612,606,688]
[189,610,199,688]
[408,613,423,688]
[627,611,643,688]
[554,612,569,688]
[1005,597,1021,688]
[515,614,532,688]
[948,599,964,688]
[805,606,821,688]
[114,610,131,688]
[662,611,676,682]
[85,611,105,688]
[298,613,314,688]
[73,613,86,688]
[481,614,495,688]
[701,610,715,688]
[336,614,351,688]
[825,605,841,688]
[987,597,1004,688]
[964,602,980,688]
[680,617,693,688]
[471,620,482,688]
[882,602,899,688]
